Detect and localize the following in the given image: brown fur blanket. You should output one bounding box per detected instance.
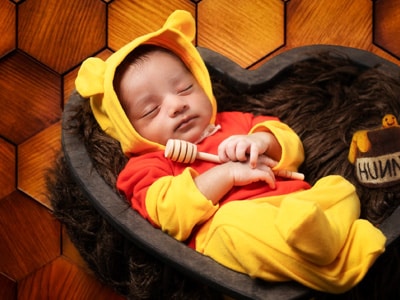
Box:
[47,50,400,299]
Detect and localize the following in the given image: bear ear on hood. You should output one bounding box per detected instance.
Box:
[75,57,106,97]
[163,10,196,42]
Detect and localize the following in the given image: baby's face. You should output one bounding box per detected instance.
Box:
[118,50,213,145]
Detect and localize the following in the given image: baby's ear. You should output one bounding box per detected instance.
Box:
[75,57,106,97]
[163,10,195,42]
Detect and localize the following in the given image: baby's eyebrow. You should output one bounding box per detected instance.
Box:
[133,90,155,106]
[167,68,192,86]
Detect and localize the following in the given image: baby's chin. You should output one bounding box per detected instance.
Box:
[173,134,201,144]
[167,123,215,145]
[174,130,205,144]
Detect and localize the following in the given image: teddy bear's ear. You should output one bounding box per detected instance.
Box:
[163,10,195,42]
[75,57,106,97]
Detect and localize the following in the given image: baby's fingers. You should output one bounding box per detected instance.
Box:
[253,163,276,189]
[217,139,231,162]
[218,138,248,162]
[257,155,278,168]
[260,168,276,189]
[249,144,259,168]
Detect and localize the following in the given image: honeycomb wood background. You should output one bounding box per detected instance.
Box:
[0,0,399,299]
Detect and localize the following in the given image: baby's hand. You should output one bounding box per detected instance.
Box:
[226,155,278,189]
[218,132,272,168]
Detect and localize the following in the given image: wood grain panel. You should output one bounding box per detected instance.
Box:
[18,122,61,208]
[0,191,60,280]
[0,138,16,200]
[197,0,285,68]
[374,0,400,59]
[286,0,372,49]
[0,52,61,144]
[18,0,106,73]
[0,0,16,58]
[0,273,16,300]
[108,0,195,51]
[17,257,124,300]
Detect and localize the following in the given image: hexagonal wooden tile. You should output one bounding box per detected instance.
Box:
[0,273,16,300]
[18,0,106,73]
[0,138,16,200]
[0,51,61,144]
[373,0,400,59]
[0,191,60,280]
[108,0,195,51]
[18,122,61,207]
[286,0,371,49]
[0,0,16,58]
[63,65,80,106]
[18,257,124,300]
[197,0,285,68]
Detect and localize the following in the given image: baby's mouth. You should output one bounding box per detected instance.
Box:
[175,116,196,131]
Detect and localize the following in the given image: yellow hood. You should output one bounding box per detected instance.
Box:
[75,10,217,155]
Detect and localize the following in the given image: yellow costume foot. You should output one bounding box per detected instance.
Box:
[275,175,361,265]
[275,197,342,265]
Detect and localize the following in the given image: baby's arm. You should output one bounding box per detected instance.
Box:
[194,154,278,205]
[218,131,282,168]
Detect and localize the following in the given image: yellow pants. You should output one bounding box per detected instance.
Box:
[199,175,386,293]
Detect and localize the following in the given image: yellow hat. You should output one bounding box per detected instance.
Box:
[75,10,217,155]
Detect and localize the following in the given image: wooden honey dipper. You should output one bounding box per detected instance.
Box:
[164,139,305,180]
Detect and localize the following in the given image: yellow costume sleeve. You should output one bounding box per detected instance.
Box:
[250,120,305,172]
[145,168,218,241]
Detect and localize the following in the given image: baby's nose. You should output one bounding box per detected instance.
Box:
[168,97,188,117]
